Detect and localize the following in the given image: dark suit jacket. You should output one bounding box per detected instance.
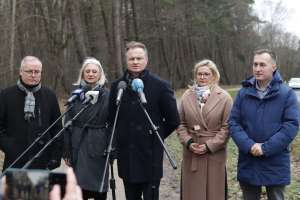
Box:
[108,70,180,182]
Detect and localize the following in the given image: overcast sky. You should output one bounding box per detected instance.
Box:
[253,0,300,37]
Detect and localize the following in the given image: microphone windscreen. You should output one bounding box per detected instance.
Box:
[131,78,144,92]
[118,81,127,90]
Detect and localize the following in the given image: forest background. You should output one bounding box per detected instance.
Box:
[0,0,299,91]
[0,0,300,199]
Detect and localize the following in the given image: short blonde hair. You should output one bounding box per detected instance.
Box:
[126,41,148,58]
[193,59,220,85]
[74,57,106,86]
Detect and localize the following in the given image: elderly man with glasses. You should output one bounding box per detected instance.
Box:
[0,56,63,171]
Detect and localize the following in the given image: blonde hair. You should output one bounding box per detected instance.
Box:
[74,57,106,86]
[126,41,148,58]
[193,59,220,85]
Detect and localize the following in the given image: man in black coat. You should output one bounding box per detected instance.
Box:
[108,41,180,200]
[0,56,63,170]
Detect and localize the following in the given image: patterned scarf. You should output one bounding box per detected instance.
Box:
[194,85,210,110]
[17,80,41,121]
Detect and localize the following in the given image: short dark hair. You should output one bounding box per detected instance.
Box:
[254,48,277,64]
[126,41,148,57]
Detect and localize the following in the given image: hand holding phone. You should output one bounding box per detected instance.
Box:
[49,167,82,200]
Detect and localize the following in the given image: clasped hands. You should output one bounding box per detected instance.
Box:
[250,143,264,157]
[189,143,208,155]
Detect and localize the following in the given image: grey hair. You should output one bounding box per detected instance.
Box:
[74,57,106,86]
[20,56,42,70]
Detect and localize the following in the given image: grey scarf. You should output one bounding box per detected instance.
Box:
[17,80,41,121]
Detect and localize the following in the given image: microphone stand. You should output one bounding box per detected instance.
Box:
[99,101,121,200]
[0,105,74,178]
[138,102,177,170]
[22,101,93,169]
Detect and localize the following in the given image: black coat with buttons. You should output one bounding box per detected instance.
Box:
[108,70,180,183]
[0,85,63,170]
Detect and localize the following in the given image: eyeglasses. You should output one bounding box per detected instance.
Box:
[197,72,211,78]
[23,70,42,75]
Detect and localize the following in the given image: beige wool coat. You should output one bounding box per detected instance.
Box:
[177,85,233,200]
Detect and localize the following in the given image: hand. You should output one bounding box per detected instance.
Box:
[49,167,83,200]
[64,158,72,167]
[190,143,207,155]
[250,143,263,156]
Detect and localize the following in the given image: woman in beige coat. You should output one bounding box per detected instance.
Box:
[177,59,233,200]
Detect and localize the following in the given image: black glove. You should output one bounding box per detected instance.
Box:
[47,159,61,170]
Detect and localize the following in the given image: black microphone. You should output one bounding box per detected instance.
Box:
[116,81,127,105]
[66,85,91,105]
[131,78,147,104]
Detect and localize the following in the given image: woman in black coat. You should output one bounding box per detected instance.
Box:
[64,57,109,200]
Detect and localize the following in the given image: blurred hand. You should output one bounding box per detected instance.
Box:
[63,158,72,167]
[0,176,7,200]
[250,143,263,156]
[49,167,82,200]
[190,143,207,155]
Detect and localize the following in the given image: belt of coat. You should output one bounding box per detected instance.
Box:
[72,120,107,129]
[188,129,218,172]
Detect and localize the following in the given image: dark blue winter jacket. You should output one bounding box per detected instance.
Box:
[229,70,299,186]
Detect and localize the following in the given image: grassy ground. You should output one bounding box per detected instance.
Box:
[167,87,300,199]
[166,133,300,199]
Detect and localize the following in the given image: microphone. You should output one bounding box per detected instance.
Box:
[66,85,91,105]
[82,90,99,104]
[116,81,127,105]
[131,78,147,104]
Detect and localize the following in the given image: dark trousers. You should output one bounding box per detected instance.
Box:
[240,182,285,200]
[82,189,107,200]
[123,181,160,200]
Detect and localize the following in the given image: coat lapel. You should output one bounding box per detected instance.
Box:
[202,86,222,118]
[186,88,208,129]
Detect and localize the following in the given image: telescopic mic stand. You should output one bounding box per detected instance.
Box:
[138,102,177,170]
[22,100,94,169]
[99,101,122,200]
[99,80,126,200]
[99,103,119,200]
[0,105,74,178]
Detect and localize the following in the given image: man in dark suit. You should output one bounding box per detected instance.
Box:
[0,56,63,170]
[108,41,180,200]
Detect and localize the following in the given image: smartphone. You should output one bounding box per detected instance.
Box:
[5,168,66,200]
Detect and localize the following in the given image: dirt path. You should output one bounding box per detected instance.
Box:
[106,157,180,200]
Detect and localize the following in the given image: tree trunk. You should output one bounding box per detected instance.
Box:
[112,0,123,77]
[68,0,88,61]
[9,0,16,80]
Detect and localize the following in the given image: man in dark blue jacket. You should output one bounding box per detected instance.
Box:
[229,49,299,200]
[108,41,180,200]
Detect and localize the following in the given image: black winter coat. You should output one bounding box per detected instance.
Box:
[64,86,110,192]
[0,85,63,170]
[108,70,180,183]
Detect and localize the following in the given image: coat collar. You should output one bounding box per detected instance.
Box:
[241,70,282,99]
[186,85,224,129]
[121,69,149,91]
